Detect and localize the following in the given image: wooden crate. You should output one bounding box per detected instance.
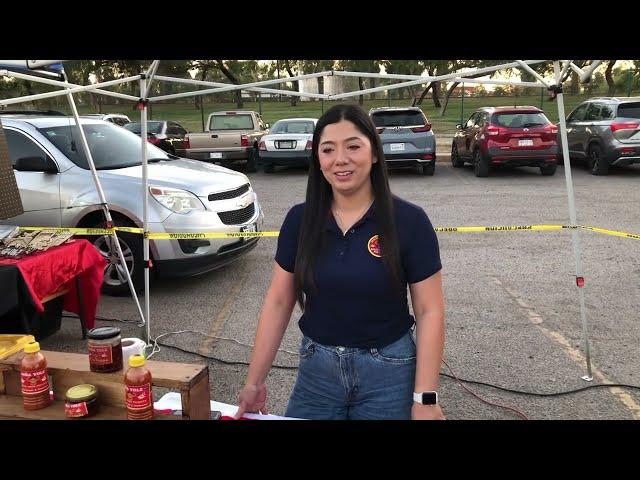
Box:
[0,350,210,420]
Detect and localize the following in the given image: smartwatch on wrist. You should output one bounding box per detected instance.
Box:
[413,391,438,405]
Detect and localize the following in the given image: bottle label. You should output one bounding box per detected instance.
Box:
[21,368,49,395]
[125,383,152,410]
[65,401,89,417]
[89,343,113,365]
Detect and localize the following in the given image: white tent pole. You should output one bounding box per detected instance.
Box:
[145,61,160,99]
[579,60,603,83]
[568,62,586,77]
[0,73,141,106]
[152,75,328,100]
[515,60,551,87]
[150,71,333,102]
[329,76,548,101]
[553,60,593,381]
[60,67,146,328]
[559,60,573,82]
[0,70,139,103]
[139,75,152,348]
[334,60,548,82]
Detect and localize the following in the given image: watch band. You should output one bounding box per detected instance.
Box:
[413,391,438,405]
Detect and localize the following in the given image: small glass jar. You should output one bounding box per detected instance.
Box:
[64,384,99,418]
[87,327,123,373]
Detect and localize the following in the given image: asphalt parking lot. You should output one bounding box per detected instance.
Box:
[42,159,640,420]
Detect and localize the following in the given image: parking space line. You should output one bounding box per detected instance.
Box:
[198,266,250,355]
[489,275,640,419]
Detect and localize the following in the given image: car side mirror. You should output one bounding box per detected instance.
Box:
[14,156,58,174]
[456,124,462,130]
[264,123,270,129]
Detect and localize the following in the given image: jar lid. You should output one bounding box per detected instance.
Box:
[129,354,145,368]
[24,341,40,353]
[66,384,97,402]
[87,327,121,340]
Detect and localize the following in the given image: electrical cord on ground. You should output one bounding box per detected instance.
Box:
[70,315,640,398]
[154,338,298,370]
[438,372,640,396]
[62,313,141,326]
[145,329,298,370]
[442,359,529,420]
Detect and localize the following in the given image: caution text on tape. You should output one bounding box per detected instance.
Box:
[17,224,640,241]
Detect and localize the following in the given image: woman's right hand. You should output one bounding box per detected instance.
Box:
[234,383,268,419]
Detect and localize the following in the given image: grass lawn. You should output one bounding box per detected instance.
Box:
[31,93,629,135]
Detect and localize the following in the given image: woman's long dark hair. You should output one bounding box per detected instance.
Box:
[293,103,404,310]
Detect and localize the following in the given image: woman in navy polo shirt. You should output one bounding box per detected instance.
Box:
[235,104,444,420]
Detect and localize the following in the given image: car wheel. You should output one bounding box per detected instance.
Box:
[421,162,435,176]
[588,144,608,175]
[91,220,144,296]
[263,163,275,173]
[540,163,557,176]
[473,149,489,177]
[246,148,258,173]
[451,143,464,168]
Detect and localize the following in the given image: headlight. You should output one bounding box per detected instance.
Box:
[149,186,205,214]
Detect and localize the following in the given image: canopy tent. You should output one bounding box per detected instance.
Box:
[0,59,602,380]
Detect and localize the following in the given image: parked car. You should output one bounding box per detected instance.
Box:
[560,97,640,175]
[124,120,189,156]
[451,106,558,177]
[183,110,269,173]
[0,114,263,295]
[82,113,131,127]
[369,106,436,175]
[258,118,317,173]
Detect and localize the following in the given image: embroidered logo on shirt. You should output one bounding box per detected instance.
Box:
[367,235,381,258]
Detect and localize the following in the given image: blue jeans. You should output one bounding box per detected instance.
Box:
[285,331,416,420]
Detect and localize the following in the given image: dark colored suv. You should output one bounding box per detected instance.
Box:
[369,107,436,175]
[451,106,558,177]
[561,97,640,175]
[124,120,189,155]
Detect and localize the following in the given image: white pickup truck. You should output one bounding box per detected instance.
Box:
[180,110,269,172]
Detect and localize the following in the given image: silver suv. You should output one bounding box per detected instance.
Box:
[563,97,640,175]
[1,114,263,295]
[369,106,436,175]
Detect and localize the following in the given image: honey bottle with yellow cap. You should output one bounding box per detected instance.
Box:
[124,354,154,420]
[20,341,51,411]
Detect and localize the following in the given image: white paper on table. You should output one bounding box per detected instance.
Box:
[154,392,303,420]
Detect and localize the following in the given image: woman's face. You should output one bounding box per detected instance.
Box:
[317,119,375,197]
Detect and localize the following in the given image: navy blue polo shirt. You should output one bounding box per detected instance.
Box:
[275,197,441,349]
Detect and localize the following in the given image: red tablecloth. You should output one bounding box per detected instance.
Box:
[0,240,105,329]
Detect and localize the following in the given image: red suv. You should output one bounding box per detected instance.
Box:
[451,106,558,177]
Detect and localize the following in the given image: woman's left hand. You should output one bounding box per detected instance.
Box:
[412,403,445,420]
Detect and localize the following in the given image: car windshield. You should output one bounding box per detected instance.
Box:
[37,123,170,170]
[270,120,315,134]
[492,112,549,128]
[370,110,426,127]
[210,114,254,130]
[124,121,163,134]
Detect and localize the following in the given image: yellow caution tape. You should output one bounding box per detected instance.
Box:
[19,226,114,235]
[18,224,640,240]
[146,231,280,240]
[578,225,640,241]
[434,224,563,233]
